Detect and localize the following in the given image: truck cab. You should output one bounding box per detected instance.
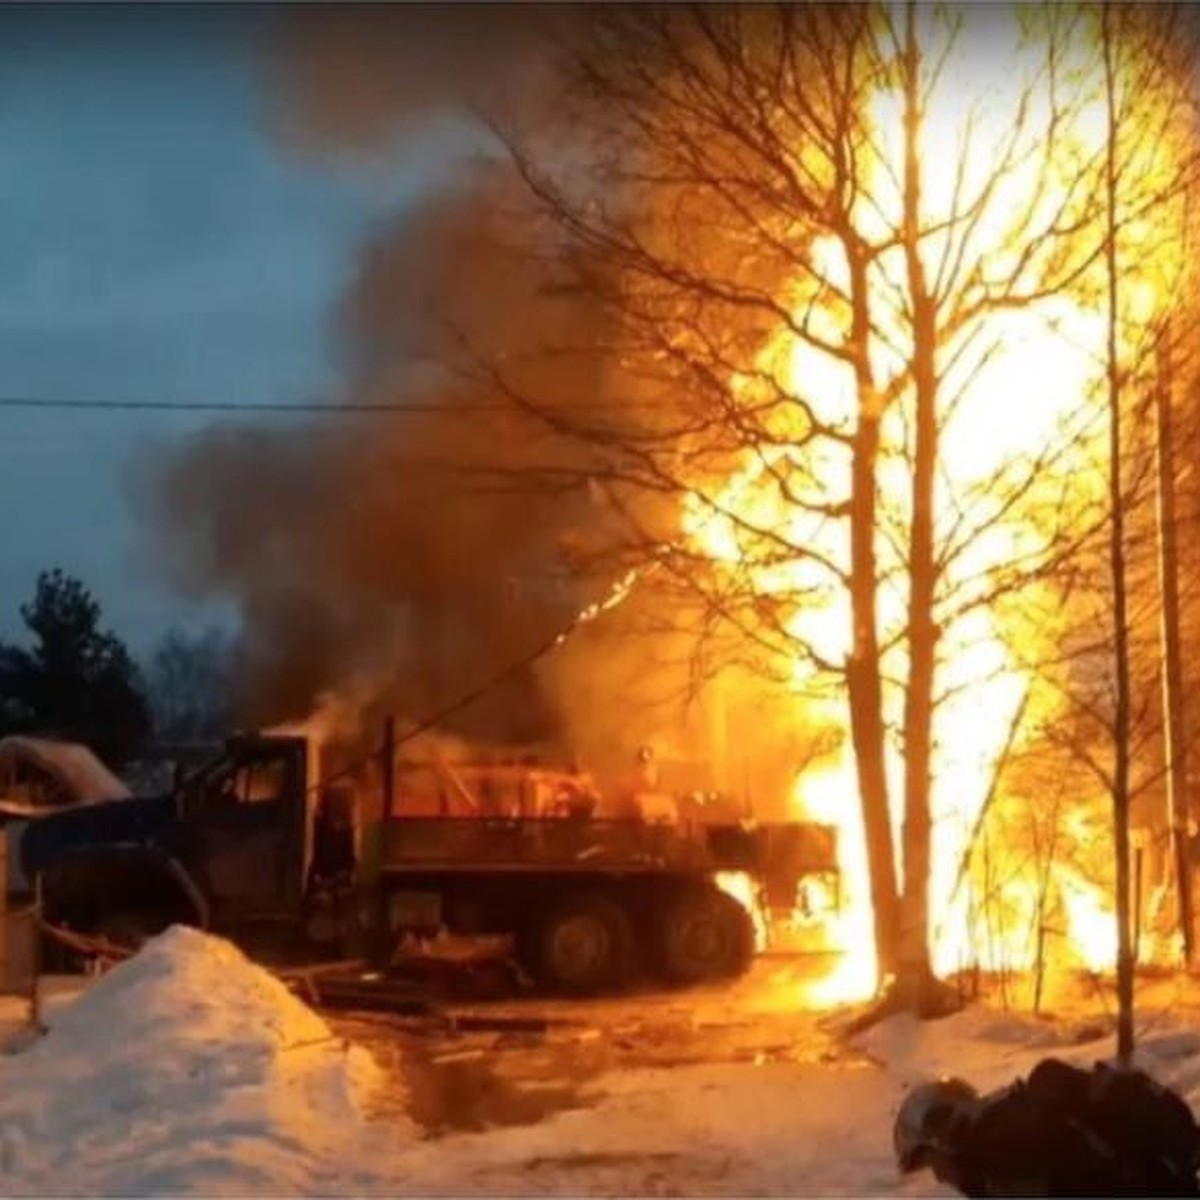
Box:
[23,733,315,954]
[176,733,311,927]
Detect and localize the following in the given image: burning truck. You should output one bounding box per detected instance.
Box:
[19,727,839,994]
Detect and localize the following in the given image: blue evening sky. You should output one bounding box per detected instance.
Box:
[0,6,444,656]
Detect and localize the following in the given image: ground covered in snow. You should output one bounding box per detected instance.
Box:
[0,928,405,1194]
[387,1001,1200,1197]
[2,931,1200,1195]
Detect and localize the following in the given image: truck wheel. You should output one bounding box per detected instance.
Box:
[656,886,755,986]
[522,892,637,996]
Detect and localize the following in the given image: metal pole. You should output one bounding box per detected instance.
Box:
[29,874,43,1033]
[372,716,397,969]
[382,714,396,822]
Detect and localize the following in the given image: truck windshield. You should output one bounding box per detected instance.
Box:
[178,749,294,808]
[226,758,289,804]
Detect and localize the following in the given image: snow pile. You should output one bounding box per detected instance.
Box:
[0,926,410,1195]
[856,1002,1200,1103]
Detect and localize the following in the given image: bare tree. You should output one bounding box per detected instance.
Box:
[949,0,1200,1036]
[1153,323,1193,966]
[476,3,1141,1006]
[1099,0,1137,1063]
[291,0,1200,1011]
[146,625,234,743]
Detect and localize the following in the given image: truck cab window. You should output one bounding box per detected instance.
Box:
[227,758,290,805]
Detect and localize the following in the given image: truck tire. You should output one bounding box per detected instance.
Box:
[656,885,755,986]
[521,891,637,996]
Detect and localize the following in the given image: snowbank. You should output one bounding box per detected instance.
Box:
[856,1002,1200,1103]
[0,926,410,1195]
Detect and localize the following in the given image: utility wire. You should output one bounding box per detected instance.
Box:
[0,394,663,416]
[306,565,655,797]
[0,395,484,415]
[303,631,563,797]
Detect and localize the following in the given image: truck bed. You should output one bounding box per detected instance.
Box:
[371,816,838,879]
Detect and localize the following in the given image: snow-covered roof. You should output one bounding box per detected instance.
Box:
[0,736,131,804]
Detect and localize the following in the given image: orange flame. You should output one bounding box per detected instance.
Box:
[683,10,1182,1003]
[715,871,768,953]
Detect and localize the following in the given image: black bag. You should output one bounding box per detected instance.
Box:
[1082,1062,1200,1195]
[941,1058,1200,1197]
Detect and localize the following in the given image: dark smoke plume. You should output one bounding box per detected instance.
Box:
[264,5,574,155]
[135,152,614,742]
[135,5,812,808]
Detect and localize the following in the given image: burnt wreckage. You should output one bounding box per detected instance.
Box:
[21,732,840,994]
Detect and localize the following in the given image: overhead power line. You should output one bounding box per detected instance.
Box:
[0,394,672,417]
[0,394,473,415]
[311,567,647,796]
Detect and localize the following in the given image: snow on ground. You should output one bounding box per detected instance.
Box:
[397,1005,1200,1197]
[395,1055,906,1196]
[389,1015,1046,1196]
[1,929,1200,1195]
[0,927,409,1195]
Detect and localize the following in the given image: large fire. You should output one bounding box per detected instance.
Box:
[680,9,1183,1004]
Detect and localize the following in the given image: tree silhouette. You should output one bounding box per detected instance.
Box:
[0,569,150,768]
[146,625,233,742]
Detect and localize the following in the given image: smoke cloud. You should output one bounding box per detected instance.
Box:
[134,5,811,811]
[263,5,572,155]
[134,142,615,746]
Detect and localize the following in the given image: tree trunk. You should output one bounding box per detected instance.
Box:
[899,378,938,1001]
[848,407,901,983]
[1102,2,1136,1063]
[1154,322,1194,967]
[843,173,901,984]
[897,0,938,1004]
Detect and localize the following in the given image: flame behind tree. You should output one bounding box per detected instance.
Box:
[147,2,1200,1010]
[482,2,1200,1007]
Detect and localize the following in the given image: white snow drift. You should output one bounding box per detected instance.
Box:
[0,926,408,1195]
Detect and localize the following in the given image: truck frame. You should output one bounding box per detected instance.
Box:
[21,732,839,995]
